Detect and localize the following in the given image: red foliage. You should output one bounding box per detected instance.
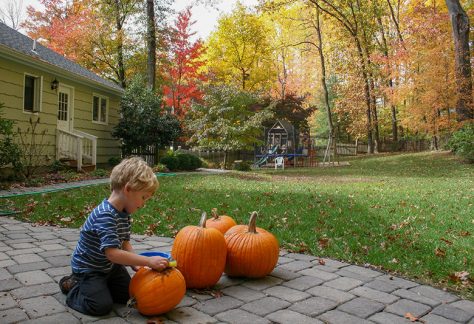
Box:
[22,0,96,62]
[162,8,206,120]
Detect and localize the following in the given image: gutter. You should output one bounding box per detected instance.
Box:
[0,44,124,97]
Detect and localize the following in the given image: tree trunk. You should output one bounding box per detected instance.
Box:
[315,7,334,139]
[446,0,474,120]
[146,0,156,90]
[114,0,126,88]
[315,8,337,162]
[355,39,374,153]
[378,16,398,141]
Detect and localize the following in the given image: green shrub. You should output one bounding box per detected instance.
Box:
[178,153,202,170]
[0,103,22,172]
[153,163,169,173]
[160,155,179,171]
[160,153,202,171]
[91,168,109,177]
[176,153,202,170]
[447,123,474,163]
[176,153,191,170]
[49,160,68,173]
[233,160,252,171]
[108,156,121,167]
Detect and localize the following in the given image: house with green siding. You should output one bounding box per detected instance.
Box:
[0,22,123,171]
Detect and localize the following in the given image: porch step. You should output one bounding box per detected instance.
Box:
[60,159,96,172]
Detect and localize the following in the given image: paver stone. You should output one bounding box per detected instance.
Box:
[289,296,338,316]
[265,309,323,324]
[166,306,217,323]
[215,309,270,324]
[337,297,385,318]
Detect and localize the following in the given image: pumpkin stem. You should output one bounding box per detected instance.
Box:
[248,211,258,234]
[211,208,219,220]
[199,212,207,228]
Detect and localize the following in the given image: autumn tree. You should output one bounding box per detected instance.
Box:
[205,2,275,92]
[390,1,457,148]
[259,2,310,99]
[306,0,380,152]
[162,8,206,119]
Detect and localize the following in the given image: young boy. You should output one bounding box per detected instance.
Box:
[59,157,169,316]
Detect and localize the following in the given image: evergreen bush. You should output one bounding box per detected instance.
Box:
[447,122,474,163]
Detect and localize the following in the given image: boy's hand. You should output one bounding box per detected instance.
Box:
[147,256,169,271]
[131,265,141,272]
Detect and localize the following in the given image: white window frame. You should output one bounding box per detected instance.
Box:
[23,73,43,113]
[92,93,108,125]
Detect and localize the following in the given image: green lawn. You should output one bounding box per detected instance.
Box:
[4,151,473,299]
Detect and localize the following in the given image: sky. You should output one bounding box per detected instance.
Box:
[0,0,259,40]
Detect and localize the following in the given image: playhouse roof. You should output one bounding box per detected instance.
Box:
[269,120,295,135]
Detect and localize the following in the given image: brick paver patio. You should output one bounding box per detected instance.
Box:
[0,217,473,323]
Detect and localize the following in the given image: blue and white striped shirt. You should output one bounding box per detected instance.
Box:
[71,199,131,273]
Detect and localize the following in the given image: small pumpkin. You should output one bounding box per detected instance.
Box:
[224,211,279,278]
[128,267,186,316]
[172,212,227,288]
[205,208,237,234]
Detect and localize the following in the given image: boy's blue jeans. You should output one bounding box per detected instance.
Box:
[66,264,131,316]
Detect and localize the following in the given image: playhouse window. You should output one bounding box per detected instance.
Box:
[92,94,108,124]
[23,74,42,112]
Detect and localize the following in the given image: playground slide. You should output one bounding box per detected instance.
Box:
[255,154,269,167]
[254,145,279,167]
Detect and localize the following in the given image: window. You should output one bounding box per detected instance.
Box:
[23,74,42,112]
[92,94,108,123]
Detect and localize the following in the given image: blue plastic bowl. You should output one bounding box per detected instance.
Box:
[139,251,171,259]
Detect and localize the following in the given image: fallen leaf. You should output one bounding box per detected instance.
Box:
[317,258,326,265]
[435,247,446,258]
[454,271,470,281]
[146,317,164,324]
[439,238,453,245]
[404,312,425,322]
[318,238,329,249]
[460,231,470,237]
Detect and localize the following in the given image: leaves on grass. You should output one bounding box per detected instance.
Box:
[318,237,329,249]
[449,271,471,287]
[434,247,446,258]
[286,240,309,253]
[144,222,160,236]
[439,237,453,245]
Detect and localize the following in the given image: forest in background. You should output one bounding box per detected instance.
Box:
[2,0,474,153]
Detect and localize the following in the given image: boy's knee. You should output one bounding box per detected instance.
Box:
[86,297,114,316]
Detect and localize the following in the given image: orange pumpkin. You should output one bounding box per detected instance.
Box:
[172,212,227,288]
[224,211,279,278]
[129,267,186,316]
[205,208,237,234]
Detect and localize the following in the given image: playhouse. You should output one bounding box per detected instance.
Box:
[255,119,316,167]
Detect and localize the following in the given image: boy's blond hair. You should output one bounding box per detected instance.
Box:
[110,157,158,193]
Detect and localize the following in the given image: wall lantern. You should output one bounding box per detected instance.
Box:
[51,78,59,90]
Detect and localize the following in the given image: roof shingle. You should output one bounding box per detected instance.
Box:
[0,22,122,93]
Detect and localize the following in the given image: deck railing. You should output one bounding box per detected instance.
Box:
[56,129,97,171]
